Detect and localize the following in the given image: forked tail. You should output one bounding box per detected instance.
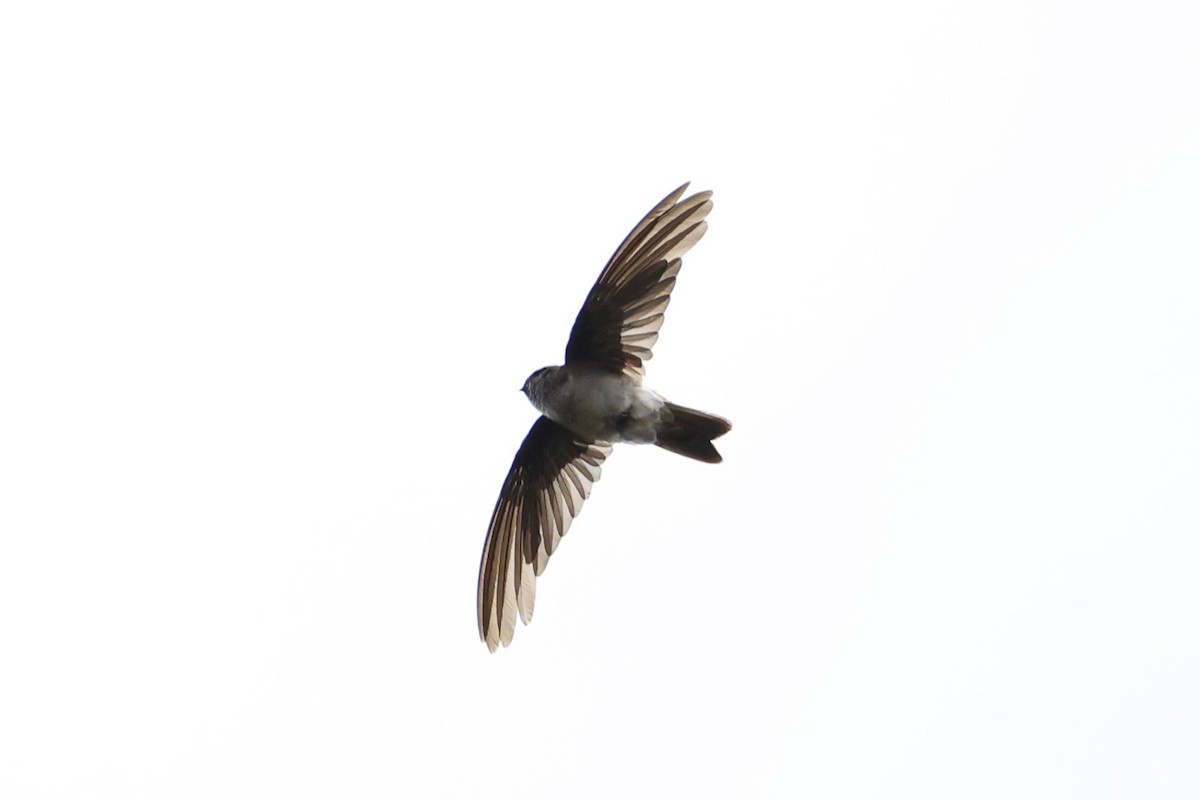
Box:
[655,402,732,463]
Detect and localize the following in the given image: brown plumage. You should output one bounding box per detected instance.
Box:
[477,184,730,652]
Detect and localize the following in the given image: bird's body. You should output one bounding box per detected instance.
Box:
[523,365,663,444]
[477,183,731,651]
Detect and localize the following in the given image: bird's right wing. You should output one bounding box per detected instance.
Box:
[477,417,612,652]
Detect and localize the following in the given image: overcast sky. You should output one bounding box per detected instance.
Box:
[3,2,1198,798]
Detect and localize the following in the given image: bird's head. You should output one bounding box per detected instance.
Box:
[521,366,556,397]
[520,366,565,414]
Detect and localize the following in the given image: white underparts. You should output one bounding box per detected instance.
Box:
[534,369,665,444]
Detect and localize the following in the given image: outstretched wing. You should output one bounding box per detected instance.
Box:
[477,417,612,652]
[564,183,713,378]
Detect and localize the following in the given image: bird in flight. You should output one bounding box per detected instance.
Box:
[477,183,731,651]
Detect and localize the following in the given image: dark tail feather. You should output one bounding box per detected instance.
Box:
[655,402,732,463]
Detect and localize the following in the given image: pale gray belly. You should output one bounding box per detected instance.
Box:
[545,372,664,443]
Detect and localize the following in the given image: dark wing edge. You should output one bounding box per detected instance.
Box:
[476,417,612,652]
[565,183,714,378]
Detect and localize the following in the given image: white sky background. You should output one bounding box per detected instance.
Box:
[2,1,1198,797]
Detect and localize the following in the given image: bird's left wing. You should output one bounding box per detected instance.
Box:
[564,183,713,378]
[477,416,612,652]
